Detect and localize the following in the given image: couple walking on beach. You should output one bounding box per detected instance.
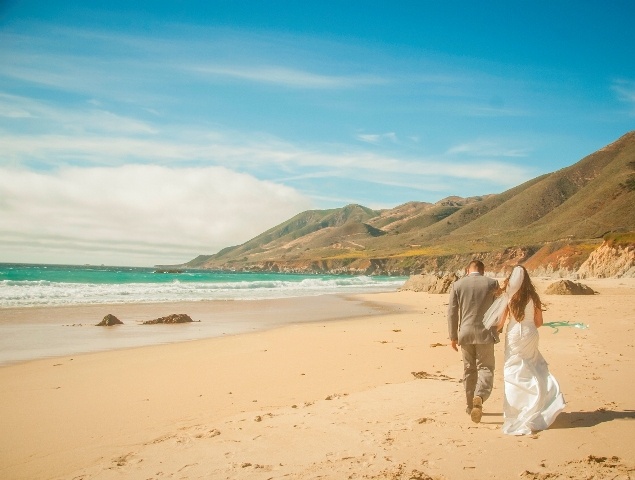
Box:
[447,260,566,435]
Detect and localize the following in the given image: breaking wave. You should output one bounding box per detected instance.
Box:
[0,274,406,307]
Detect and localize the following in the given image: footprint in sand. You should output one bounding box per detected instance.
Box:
[254,413,274,422]
[112,452,136,467]
[417,417,435,424]
[520,455,633,479]
[194,428,221,439]
[325,393,349,400]
[145,433,177,445]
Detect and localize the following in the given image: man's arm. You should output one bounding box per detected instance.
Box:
[447,284,460,351]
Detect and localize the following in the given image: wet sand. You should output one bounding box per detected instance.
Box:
[0,278,633,479]
[0,295,395,365]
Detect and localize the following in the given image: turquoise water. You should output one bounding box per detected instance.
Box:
[0,263,404,365]
[0,263,406,307]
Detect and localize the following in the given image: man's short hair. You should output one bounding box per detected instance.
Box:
[467,260,485,274]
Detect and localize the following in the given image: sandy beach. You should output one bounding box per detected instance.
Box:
[1,278,634,479]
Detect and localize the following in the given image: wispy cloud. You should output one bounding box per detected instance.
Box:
[0,94,158,135]
[191,64,386,89]
[356,132,398,144]
[2,132,529,186]
[0,25,388,102]
[0,95,531,187]
[461,104,529,117]
[446,139,530,158]
[257,143,529,185]
[612,79,635,114]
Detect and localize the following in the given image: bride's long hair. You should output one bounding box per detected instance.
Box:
[498,265,543,321]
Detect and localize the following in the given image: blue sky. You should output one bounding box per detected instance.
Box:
[1,1,634,266]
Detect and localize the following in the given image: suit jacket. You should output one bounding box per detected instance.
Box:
[447,272,499,345]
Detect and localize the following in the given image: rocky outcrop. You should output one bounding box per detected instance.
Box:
[142,314,194,324]
[523,241,598,278]
[577,241,635,278]
[400,274,437,292]
[545,280,597,295]
[400,273,459,294]
[96,314,123,326]
[230,247,538,277]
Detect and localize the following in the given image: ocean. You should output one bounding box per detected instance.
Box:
[0,264,407,364]
[0,263,407,308]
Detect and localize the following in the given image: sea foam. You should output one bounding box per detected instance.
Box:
[0,275,405,307]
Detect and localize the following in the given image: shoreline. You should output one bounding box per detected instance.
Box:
[0,293,407,367]
[1,280,634,479]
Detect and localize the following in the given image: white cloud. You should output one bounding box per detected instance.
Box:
[0,126,531,189]
[0,93,158,136]
[260,145,529,184]
[0,165,312,266]
[0,101,33,118]
[191,64,386,89]
[612,79,635,113]
[356,132,398,144]
[446,140,530,158]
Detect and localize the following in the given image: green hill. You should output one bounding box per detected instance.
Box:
[178,131,635,274]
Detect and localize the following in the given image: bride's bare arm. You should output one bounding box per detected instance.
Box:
[497,307,508,332]
[534,304,544,327]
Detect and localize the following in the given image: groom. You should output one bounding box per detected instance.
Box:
[447,260,499,423]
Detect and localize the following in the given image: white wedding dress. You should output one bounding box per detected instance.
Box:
[503,300,566,435]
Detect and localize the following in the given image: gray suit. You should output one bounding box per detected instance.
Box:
[447,272,499,407]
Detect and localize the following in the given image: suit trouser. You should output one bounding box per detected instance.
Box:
[461,343,495,406]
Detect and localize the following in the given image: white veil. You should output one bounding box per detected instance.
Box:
[482,266,525,329]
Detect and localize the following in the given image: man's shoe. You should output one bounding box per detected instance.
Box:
[466,405,472,415]
[471,396,483,423]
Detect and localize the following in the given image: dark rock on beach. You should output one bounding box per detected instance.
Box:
[544,280,597,295]
[96,314,124,326]
[142,313,194,324]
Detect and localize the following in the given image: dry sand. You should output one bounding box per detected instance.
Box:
[0,278,634,479]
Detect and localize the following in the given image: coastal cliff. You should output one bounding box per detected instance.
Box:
[182,239,634,279]
[577,236,635,278]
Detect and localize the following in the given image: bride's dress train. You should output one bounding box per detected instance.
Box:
[503,300,566,435]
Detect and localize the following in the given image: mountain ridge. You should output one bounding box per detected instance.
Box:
[175,131,635,276]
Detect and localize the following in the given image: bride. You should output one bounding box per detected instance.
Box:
[489,265,566,435]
